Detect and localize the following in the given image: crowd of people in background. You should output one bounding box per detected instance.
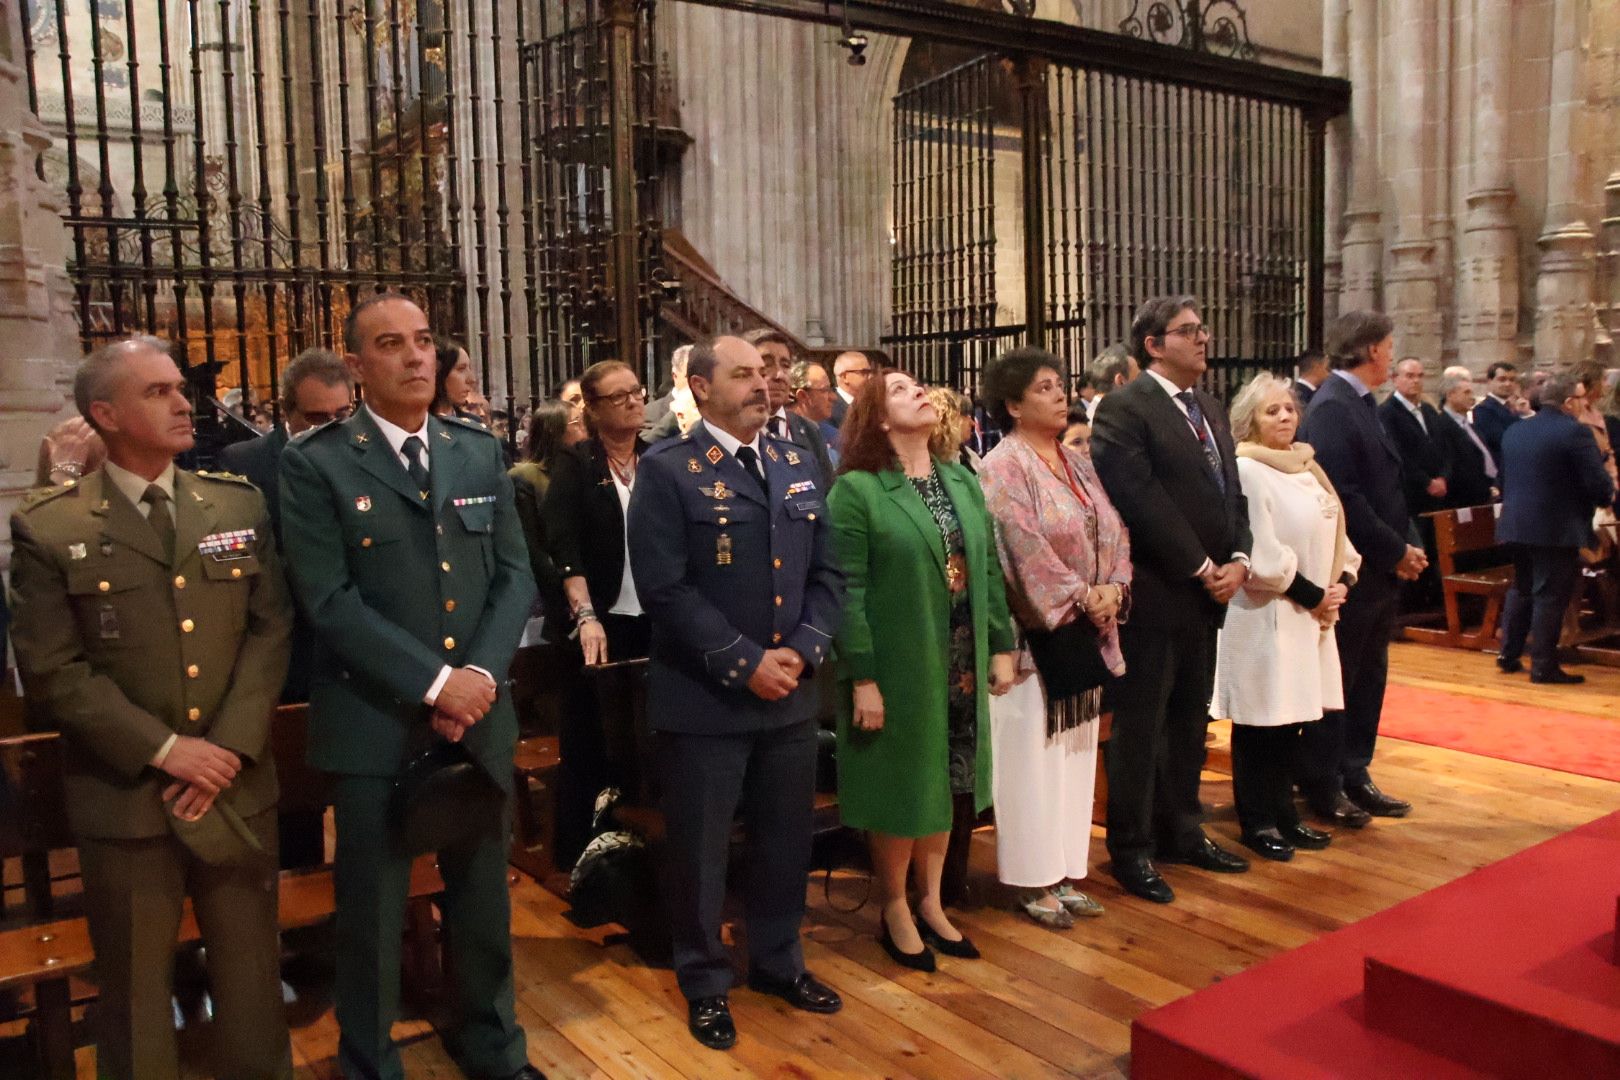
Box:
[13,290,1620,1072]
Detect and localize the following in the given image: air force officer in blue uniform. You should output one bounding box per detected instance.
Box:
[628,335,845,1051]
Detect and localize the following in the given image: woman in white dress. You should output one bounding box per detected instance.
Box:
[1211,374,1362,862]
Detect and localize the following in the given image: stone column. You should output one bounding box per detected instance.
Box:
[0,0,85,562]
[1457,0,1520,374]
[1337,0,1382,313]
[1321,0,1348,328]
[1604,169,1620,359]
[1384,0,1443,364]
[1533,0,1597,369]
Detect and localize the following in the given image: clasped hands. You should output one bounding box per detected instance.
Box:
[1080,583,1123,627]
[747,648,806,702]
[160,735,242,822]
[1395,544,1429,582]
[431,666,500,742]
[1310,582,1350,627]
[1199,560,1248,604]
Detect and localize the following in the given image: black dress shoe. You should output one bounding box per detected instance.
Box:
[1345,782,1412,818]
[1496,656,1524,674]
[687,996,737,1050]
[1531,667,1585,685]
[877,914,936,972]
[1110,857,1174,903]
[916,916,980,960]
[1239,831,1294,862]
[1162,835,1250,873]
[1311,792,1371,829]
[1279,822,1333,850]
[747,971,843,1014]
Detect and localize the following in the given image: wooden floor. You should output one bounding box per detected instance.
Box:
[79,644,1620,1077]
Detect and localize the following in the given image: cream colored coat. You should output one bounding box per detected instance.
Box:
[1211,457,1362,727]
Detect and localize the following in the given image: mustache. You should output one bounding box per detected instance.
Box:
[744,392,768,407]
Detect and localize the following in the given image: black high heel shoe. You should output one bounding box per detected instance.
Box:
[916,913,980,960]
[878,912,936,972]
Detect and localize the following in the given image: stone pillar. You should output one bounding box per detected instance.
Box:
[1533,0,1597,369]
[1321,0,1348,328]
[0,0,84,563]
[1603,169,1620,360]
[1457,0,1520,375]
[1384,0,1443,364]
[1338,0,1382,313]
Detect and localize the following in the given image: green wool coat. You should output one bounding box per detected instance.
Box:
[827,463,1016,838]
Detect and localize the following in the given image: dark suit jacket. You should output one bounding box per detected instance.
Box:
[218,426,290,539]
[541,437,651,618]
[778,411,836,488]
[628,424,843,736]
[1438,410,1498,509]
[1378,396,1452,516]
[1090,374,1251,631]
[1301,373,1413,599]
[1497,408,1615,549]
[279,409,537,785]
[1471,395,1520,470]
[641,393,673,440]
[830,393,850,429]
[1295,379,1319,409]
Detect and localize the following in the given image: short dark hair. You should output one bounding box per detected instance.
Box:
[1066,404,1090,427]
[1130,295,1200,367]
[1086,345,1133,393]
[1539,371,1580,411]
[1485,361,1518,381]
[741,327,793,355]
[1325,309,1394,370]
[343,291,417,354]
[984,346,1066,431]
[1297,347,1328,376]
[75,335,173,432]
[686,337,721,385]
[280,347,352,413]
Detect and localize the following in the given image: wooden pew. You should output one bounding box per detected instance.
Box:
[1401,504,1512,651]
[0,708,447,1080]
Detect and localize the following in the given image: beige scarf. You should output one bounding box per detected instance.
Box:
[1236,441,1350,585]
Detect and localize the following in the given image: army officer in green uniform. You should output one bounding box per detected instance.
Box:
[9,336,294,1079]
[278,295,542,1080]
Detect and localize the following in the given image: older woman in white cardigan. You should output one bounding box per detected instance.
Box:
[1211,374,1362,862]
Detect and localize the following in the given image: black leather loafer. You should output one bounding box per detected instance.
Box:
[1531,667,1585,685]
[1311,792,1371,829]
[1279,822,1333,850]
[1111,857,1174,904]
[1496,656,1524,674]
[1346,782,1412,818]
[1162,835,1250,873]
[687,995,737,1050]
[747,971,843,1014]
[1240,831,1294,862]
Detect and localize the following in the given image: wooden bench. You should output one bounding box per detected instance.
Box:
[1402,504,1513,651]
[0,708,447,1080]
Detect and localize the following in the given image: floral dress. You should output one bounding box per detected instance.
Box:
[910,465,977,796]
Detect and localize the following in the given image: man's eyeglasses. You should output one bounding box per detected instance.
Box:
[589,387,649,408]
[1160,323,1211,342]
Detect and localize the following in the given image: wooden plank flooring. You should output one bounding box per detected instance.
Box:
[72,644,1620,1077]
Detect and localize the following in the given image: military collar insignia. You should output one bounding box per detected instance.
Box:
[68,543,87,561]
[687,458,703,473]
[355,496,372,512]
[764,445,780,462]
[784,449,801,466]
[355,433,370,444]
[705,446,724,466]
[419,490,431,501]
[438,430,453,441]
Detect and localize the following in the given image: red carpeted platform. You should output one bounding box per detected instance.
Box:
[1379,683,1620,783]
[1132,810,1620,1079]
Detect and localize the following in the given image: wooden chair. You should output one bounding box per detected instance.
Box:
[1402,505,1513,650]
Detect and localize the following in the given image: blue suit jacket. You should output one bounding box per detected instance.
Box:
[628,423,844,735]
[1496,409,1615,549]
[1471,395,1520,470]
[1300,373,1413,598]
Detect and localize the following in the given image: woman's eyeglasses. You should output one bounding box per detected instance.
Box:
[590,387,649,408]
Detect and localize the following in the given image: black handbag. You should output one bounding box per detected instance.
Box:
[389,738,507,856]
[1023,615,1112,699]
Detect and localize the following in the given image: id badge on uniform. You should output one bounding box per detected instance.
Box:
[99,604,120,640]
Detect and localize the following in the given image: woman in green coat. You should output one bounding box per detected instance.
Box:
[828,370,1017,972]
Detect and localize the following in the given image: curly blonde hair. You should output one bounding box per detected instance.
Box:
[926,385,966,460]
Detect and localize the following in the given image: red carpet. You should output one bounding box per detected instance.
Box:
[1132,811,1620,1078]
[1379,683,1620,783]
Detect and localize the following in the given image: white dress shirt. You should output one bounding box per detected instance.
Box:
[702,418,764,461]
[101,459,177,525]
[1397,393,1428,434]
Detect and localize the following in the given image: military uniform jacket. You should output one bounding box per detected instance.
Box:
[277,409,536,786]
[8,469,292,841]
[627,423,844,735]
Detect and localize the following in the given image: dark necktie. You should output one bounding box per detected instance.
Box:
[768,415,787,440]
[401,435,430,496]
[1175,391,1226,493]
[735,445,767,496]
[142,484,175,563]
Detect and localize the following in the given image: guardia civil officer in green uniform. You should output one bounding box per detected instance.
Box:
[9,336,294,1080]
[277,294,542,1080]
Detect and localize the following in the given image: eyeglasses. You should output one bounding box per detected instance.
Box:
[1160,323,1211,341]
[799,385,836,396]
[589,386,649,408]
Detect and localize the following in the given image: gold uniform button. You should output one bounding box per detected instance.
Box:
[173,575,186,589]
[231,567,242,579]
[444,600,456,613]
[441,561,451,572]
[773,558,782,570]
[772,632,783,643]
[443,636,456,650]
[361,537,373,548]
[186,664,200,679]
[774,595,783,607]
[808,513,817,521]
[718,517,728,525]
[187,707,201,722]
[98,580,110,593]
[181,619,195,633]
